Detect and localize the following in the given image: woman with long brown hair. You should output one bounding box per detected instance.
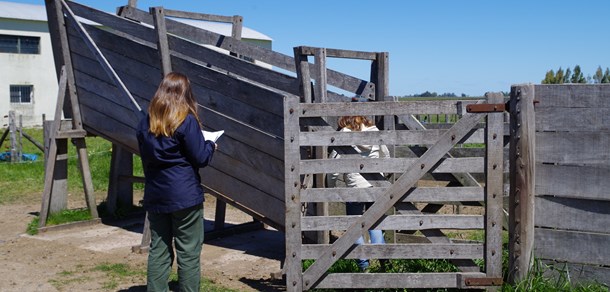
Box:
[137,72,216,291]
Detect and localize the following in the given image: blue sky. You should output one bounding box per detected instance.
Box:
[14,0,610,96]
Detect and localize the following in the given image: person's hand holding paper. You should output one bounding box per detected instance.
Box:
[201,130,224,143]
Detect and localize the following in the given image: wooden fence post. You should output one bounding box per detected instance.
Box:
[508,84,536,283]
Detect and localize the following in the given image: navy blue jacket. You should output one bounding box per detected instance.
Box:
[137,114,215,213]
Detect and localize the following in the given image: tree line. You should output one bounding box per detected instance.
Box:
[542,65,610,84]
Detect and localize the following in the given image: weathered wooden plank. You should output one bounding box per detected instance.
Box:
[173,56,286,116]
[71,22,162,84]
[541,260,610,287]
[535,196,610,233]
[534,84,610,108]
[63,2,142,114]
[484,92,505,279]
[536,107,610,132]
[301,186,484,203]
[205,151,284,201]
[536,131,610,165]
[116,6,375,98]
[299,100,479,117]
[508,84,536,283]
[534,228,610,266]
[168,32,300,96]
[150,7,171,75]
[74,72,141,128]
[70,51,154,110]
[66,1,157,43]
[198,105,284,160]
[300,157,490,174]
[77,99,139,153]
[75,23,288,133]
[301,243,484,259]
[313,272,487,289]
[173,58,285,136]
[283,96,303,292]
[301,214,483,231]
[299,46,378,60]
[299,128,487,146]
[199,166,285,230]
[536,164,610,201]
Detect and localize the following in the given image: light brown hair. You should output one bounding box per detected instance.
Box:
[148,72,201,137]
[337,116,374,131]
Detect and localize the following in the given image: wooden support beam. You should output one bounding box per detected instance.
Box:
[150,7,172,76]
[39,66,68,227]
[508,84,536,283]
[484,92,505,280]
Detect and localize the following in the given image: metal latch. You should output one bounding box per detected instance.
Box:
[466,103,506,113]
[464,277,503,286]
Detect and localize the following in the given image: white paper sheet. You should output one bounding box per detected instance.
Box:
[201,130,224,142]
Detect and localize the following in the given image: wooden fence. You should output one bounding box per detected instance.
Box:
[509,84,610,286]
[284,92,507,290]
[43,0,609,289]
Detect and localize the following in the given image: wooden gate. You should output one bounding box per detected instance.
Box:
[283,93,506,290]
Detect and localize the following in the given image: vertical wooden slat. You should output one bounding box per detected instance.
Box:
[508,84,536,283]
[313,48,329,244]
[484,92,505,280]
[284,96,302,291]
[107,143,134,214]
[231,15,243,40]
[74,138,99,218]
[151,7,172,76]
[9,111,17,163]
[293,47,312,103]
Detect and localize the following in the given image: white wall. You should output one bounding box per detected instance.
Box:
[0,18,57,127]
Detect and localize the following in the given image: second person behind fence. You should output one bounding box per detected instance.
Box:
[327,115,390,272]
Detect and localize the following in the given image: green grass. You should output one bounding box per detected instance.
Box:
[26,207,93,235]
[304,230,607,292]
[0,128,144,205]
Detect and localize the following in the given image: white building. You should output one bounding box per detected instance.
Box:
[0,1,272,127]
[0,1,57,127]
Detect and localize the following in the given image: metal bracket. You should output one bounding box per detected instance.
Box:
[464,277,503,286]
[466,103,506,113]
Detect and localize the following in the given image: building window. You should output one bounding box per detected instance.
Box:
[0,34,40,54]
[10,85,33,103]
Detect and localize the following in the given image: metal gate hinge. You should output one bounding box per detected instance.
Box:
[466,103,506,113]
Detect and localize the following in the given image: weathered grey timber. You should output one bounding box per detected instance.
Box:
[509,84,610,286]
[47,1,610,290]
[286,91,506,290]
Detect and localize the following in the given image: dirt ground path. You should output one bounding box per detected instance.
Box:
[0,195,286,292]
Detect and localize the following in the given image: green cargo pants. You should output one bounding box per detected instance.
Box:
[146,204,204,292]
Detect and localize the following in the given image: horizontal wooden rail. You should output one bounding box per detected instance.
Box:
[300,186,484,203]
[301,214,484,231]
[301,243,484,259]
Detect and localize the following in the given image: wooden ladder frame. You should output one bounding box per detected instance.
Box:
[39,66,98,227]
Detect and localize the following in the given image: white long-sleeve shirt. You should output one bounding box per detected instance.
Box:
[327,125,390,188]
